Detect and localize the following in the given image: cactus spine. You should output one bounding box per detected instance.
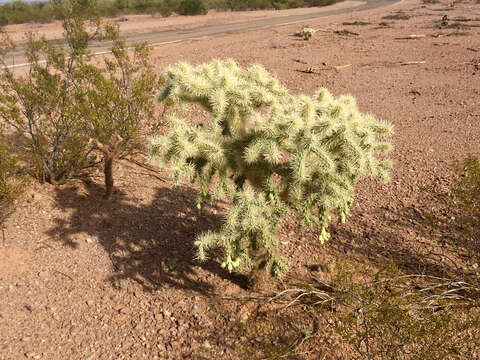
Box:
[151,59,393,279]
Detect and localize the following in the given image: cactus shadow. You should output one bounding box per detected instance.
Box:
[47,180,250,294]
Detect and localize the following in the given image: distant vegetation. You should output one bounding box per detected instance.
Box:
[0,0,338,27]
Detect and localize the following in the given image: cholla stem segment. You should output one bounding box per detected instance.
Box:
[151,59,393,278]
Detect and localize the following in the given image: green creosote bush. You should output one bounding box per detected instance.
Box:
[329,262,480,359]
[236,260,480,359]
[451,155,480,263]
[0,1,95,184]
[452,156,480,224]
[422,155,480,266]
[80,23,158,198]
[178,0,208,15]
[0,0,157,197]
[151,59,393,281]
[0,140,26,223]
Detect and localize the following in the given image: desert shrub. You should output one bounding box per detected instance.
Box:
[330,262,480,359]
[225,0,249,10]
[0,140,26,223]
[453,156,480,225]
[422,155,480,266]
[158,0,176,17]
[450,155,480,263]
[262,261,480,359]
[0,142,22,203]
[151,59,392,281]
[177,0,207,15]
[0,15,96,183]
[301,26,315,40]
[78,25,158,198]
[0,14,8,27]
[0,0,157,197]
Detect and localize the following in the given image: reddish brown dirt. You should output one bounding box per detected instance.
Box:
[1,0,480,359]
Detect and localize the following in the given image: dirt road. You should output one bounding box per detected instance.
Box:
[4,0,400,68]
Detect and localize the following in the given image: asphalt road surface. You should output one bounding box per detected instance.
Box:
[4,0,400,68]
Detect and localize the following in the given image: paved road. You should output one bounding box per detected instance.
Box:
[5,0,400,68]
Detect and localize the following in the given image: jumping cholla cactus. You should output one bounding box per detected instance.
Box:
[301,27,316,40]
[151,59,393,280]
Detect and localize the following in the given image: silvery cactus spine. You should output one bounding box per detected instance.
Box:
[151,59,393,279]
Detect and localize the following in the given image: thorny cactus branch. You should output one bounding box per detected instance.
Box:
[151,59,393,281]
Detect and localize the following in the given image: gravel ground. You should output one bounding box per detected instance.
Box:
[1,0,479,359]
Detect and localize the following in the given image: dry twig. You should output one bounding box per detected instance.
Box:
[400,61,426,65]
[395,34,427,39]
[53,270,74,281]
[297,63,352,74]
[334,29,360,36]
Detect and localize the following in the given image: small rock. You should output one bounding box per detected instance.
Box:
[202,340,211,349]
[86,300,94,307]
[119,307,131,315]
[239,311,249,323]
[24,352,40,359]
[85,237,94,244]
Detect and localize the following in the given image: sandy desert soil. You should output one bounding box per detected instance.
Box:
[1,0,480,359]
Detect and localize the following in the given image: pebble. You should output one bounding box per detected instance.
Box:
[24,352,41,359]
[119,307,131,314]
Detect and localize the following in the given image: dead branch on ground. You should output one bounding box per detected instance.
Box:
[395,34,427,39]
[334,29,360,36]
